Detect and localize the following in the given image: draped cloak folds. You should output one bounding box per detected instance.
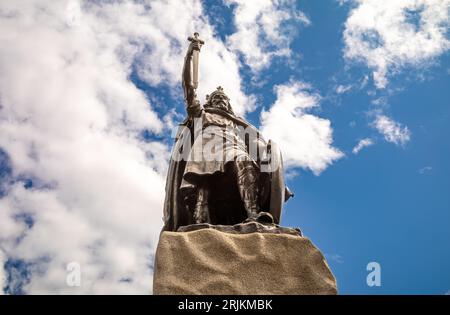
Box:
[162,107,289,232]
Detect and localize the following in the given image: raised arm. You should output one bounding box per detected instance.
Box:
[182,33,204,117]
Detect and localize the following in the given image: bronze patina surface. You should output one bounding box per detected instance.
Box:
[162,34,293,232]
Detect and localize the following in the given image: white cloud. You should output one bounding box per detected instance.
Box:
[335,84,353,94]
[225,0,310,72]
[373,115,411,146]
[327,253,344,264]
[260,81,344,175]
[343,0,450,88]
[360,75,369,89]
[352,138,374,154]
[0,0,253,294]
[419,166,432,174]
[82,0,254,115]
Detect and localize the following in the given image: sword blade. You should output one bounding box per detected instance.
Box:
[192,50,199,90]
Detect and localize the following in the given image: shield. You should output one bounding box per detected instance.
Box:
[262,140,290,224]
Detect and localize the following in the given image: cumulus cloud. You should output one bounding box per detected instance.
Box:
[260,81,343,175]
[373,115,411,146]
[0,0,253,294]
[352,138,374,154]
[343,0,450,88]
[225,0,310,72]
[83,0,254,115]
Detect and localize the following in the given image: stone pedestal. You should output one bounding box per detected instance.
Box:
[153,225,337,295]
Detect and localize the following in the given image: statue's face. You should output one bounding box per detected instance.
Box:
[210,93,232,111]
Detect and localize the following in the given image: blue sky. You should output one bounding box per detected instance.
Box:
[0,0,449,294]
[142,0,450,294]
[200,1,450,294]
[281,1,449,294]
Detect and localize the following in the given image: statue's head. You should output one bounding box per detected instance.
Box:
[205,86,234,114]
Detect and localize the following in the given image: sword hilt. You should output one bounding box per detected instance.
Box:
[187,33,204,90]
[187,32,205,48]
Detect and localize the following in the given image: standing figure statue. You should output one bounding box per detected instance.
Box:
[162,33,292,232]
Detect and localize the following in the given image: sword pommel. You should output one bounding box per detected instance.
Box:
[188,32,205,48]
[187,33,204,90]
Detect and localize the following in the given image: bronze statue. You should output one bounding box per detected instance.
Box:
[162,33,292,232]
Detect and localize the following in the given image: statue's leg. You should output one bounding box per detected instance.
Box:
[235,159,260,220]
[193,181,211,224]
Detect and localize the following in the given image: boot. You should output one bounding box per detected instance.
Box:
[193,186,210,224]
[242,186,259,220]
[235,160,260,221]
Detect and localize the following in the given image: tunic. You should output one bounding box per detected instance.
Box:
[180,109,257,190]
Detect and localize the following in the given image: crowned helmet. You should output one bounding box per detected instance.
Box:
[205,86,234,114]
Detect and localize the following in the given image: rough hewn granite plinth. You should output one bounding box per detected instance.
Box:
[153,227,337,295]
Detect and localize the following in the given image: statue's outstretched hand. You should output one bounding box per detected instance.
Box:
[187,33,204,58]
[187,41,202,56]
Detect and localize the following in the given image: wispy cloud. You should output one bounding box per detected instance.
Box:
[0,0,254,294]
[326,253,344,264]
[352,138,374,154]
[343,0,450,89]
[335,84,353,95]
[373,115,411,146]
[419,166,432,174]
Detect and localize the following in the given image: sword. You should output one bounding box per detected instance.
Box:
[187,32,204,90]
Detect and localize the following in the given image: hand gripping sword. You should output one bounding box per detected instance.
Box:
[187,32,204,90]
